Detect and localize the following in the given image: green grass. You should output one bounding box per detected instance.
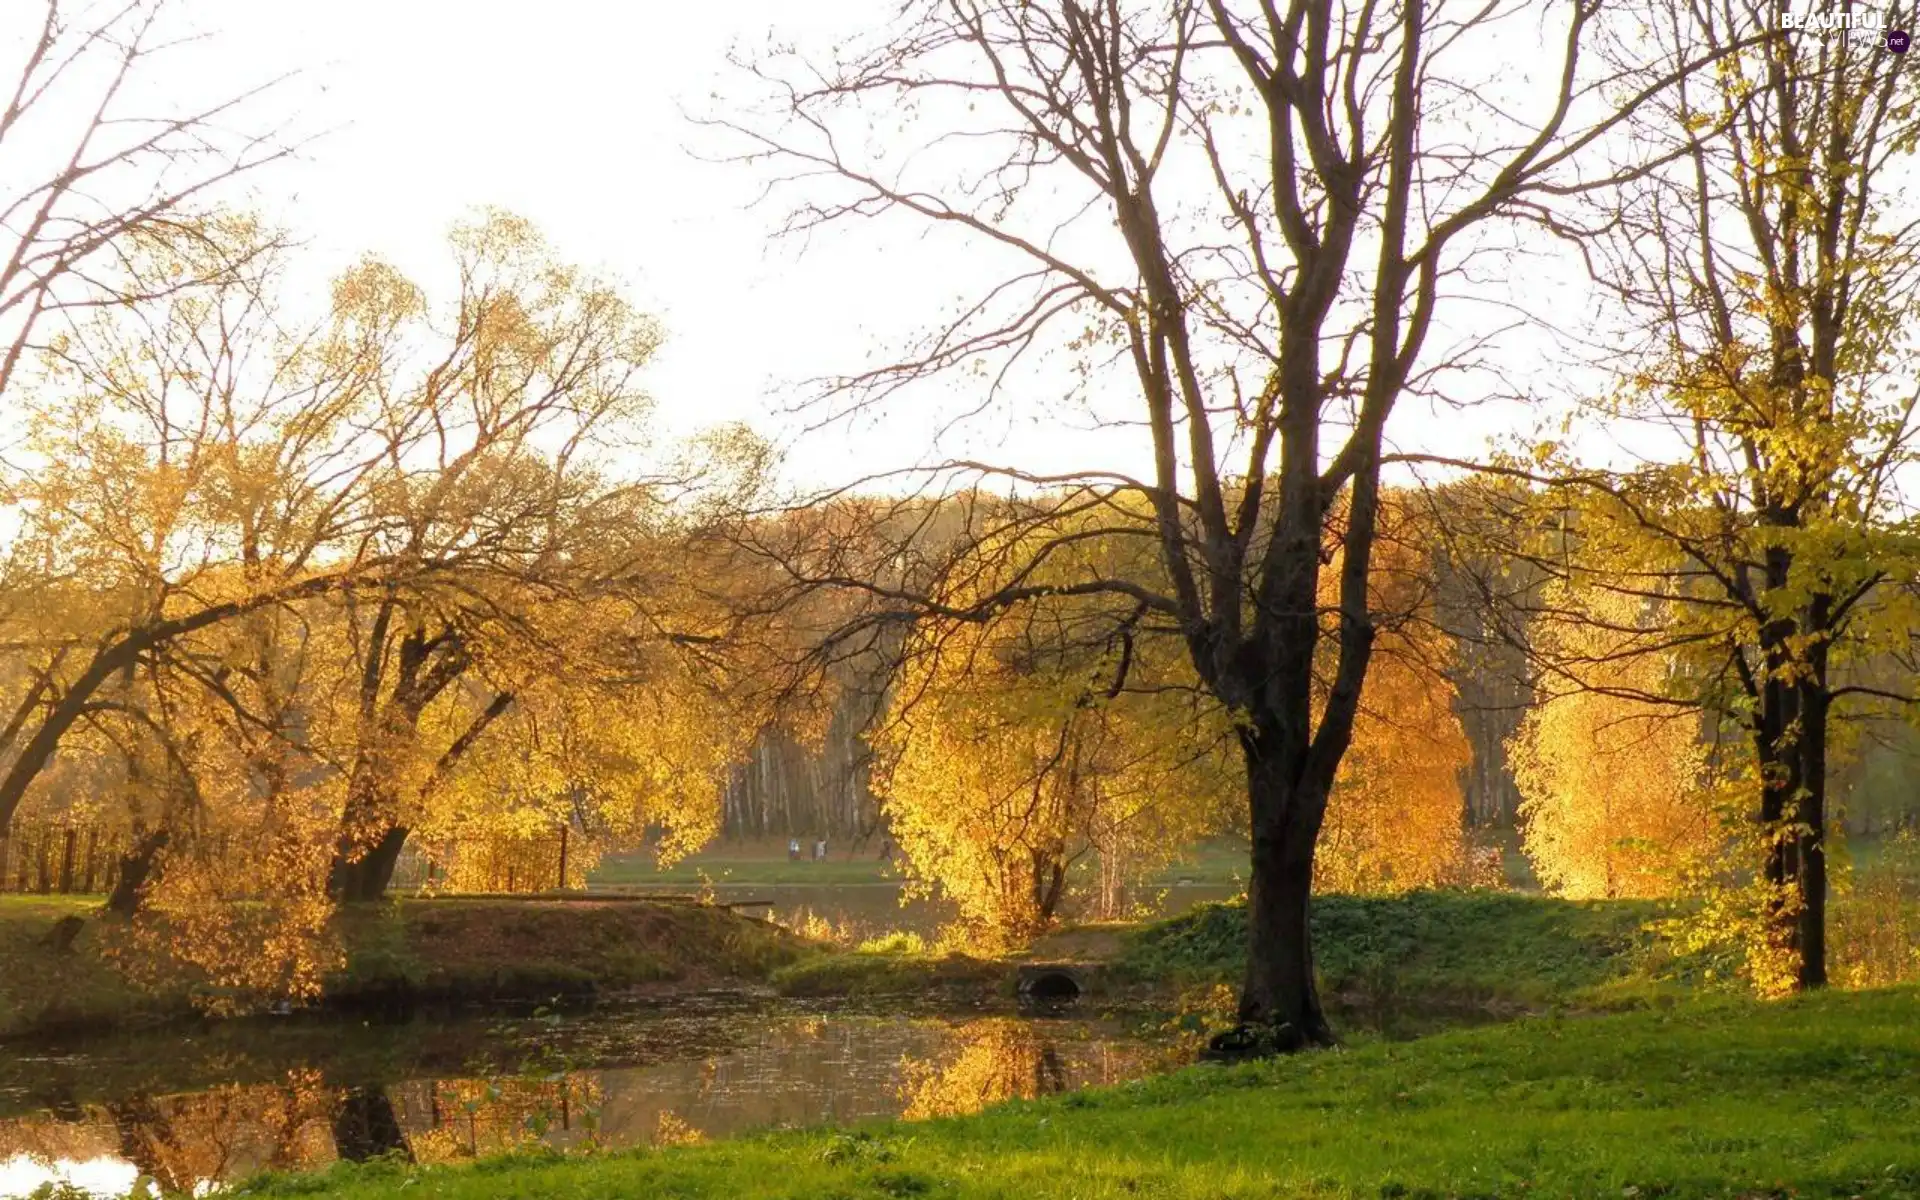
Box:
[769,933,1006,998]
[0,897,805,1037]
[237,986,1920,1199]
[1142,838,1252,886]
[1121,891,1711,1010]
[0,892,102,911]
[762,890,1706,1011]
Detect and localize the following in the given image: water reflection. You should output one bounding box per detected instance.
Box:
[0,1074,338,1196]
[0,1008,1175,1197]
[902,1018,1081,1119]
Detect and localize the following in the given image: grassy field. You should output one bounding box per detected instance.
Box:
[0,897,801,1037]
[237,985,1920,1199]
[0,893,101,914]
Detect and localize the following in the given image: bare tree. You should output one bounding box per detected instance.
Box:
[0,0,295,825]
[0,0,294,401]
[720,0,1713,1045]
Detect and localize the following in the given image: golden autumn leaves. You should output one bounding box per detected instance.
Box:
[2,212,762,1003]
[869,493,1490,944]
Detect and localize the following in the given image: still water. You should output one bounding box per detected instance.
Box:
[0,995,1183,1197]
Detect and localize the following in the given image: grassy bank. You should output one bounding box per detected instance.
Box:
[0,897,802,1038]
[239,985,1920,1199]
[1,890,1697,1034]
[769,933,1006,998]
[771,891,1699,1010]
[1120,891,1704,1010]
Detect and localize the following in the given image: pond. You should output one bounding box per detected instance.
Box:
[0,994,1187,1198]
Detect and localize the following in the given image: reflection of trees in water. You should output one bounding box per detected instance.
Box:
[396,1074,605,1163]
[0,1080,334,1195]
[0,1018,1169,1192]
[0,1110,117,1169]
[99,1070,337,1193]
[897,1019,1180,1121]
[1,1070,598,1194]
[899,1020,1070,1120]
[331,1086,411,1163]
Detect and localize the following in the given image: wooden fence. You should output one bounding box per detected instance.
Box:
[393,827,583,894]
[0,822,130,895]
[0,821,584,897]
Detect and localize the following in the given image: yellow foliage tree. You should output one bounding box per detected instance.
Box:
[1315,501,1475,893]
[1508,587,1714,899]
[0,211,762,1007]
[880,609,1236,944]
[875,505,1237,945]
[877,490,1479,941]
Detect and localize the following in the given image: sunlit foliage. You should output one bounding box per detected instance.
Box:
[876,506,1237,945]
[1315,500,1475,893]
[875,492,1481,944]
[1508,587,1715,900]
[0,212,760,1005]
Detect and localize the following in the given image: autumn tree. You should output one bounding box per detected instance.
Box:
[1506,586,1714,900]
[0,212,761,953]
[723,0,1700,1046]
[311,213,731,900]
[0,216,421,839]
[1314,498,1474,893]
[875,504,1237,943]
[1452,4,1920,988]
[0,1,292,833]
[410,595,745,888]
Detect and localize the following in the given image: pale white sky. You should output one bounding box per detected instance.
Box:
[8,0,1609,493]
[193,0,1110,489]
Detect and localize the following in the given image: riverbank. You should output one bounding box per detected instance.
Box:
[588,836,1257,889]
[771,891,1705,1013]
[235,984,1920,1199]
[1119,890,1708,1007]
[0,896,803,1038]
[0,890,1710,1040]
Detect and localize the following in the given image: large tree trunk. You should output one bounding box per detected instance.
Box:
[1753,607,1804,984]
[328,686,508,903]
[1234,743,1334,1048]
[1751,639,1832,991]
[106,829,169,917]
[327,767,391,902]
[1794,641,1831,989]
[330,824,410,904]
